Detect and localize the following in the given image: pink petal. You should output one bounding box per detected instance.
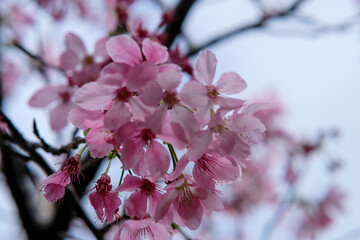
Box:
[223,133,251,162]
[67,106,104,129]
[171,106,199,144]
[49,102,73,131]
[201,191,224,211]
[179,80,208,108]
[121,140,144,170]
[175,195,203,230]
[93,36,109,61]
[86,127,114,158]
[104,192,122,222]
[142,38,169,64]
[159,63,182,73]
[128,96,155,122]
[185,130,212,161]
[126,62,158,91]
[106,35,142,66]
[216,72,247,94]
[244,102,270,114]
[159,121,188,150]
[145,104,167,134]
[144,141,170,179]
[193,165,215,191]
[103,101,131,131]
[218,97,244,112]
[60,50,81,71]
[65,32,86,57]
[157,71,182,92]
[140,81,164,107]
[124,191,147,218]
[115,122,138,143]
[116,175,143,192]
[155,189,178,222]
[100,62,130,78]
[89,192,104,221]
[42,171,70,186]
[97,73,125,87]
[229,114,266,144]
[28,85,60,107]
[194,103,212,128]
[43,184,66,202]
[148,191,162,217]
[194,49,217,85]
[167,156,189,182]
[74,82,116,111]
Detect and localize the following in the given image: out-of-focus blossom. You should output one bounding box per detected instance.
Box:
[29,84,74,131]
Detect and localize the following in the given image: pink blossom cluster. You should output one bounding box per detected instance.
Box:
[40,33,266,238]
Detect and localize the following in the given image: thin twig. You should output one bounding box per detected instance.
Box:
[186,0,308,56]
[11,40,66,74]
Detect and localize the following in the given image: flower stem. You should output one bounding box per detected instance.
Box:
[78,143,88,156]
[118,166,125,187]
[167,143,178,171]
[104,158,112,175]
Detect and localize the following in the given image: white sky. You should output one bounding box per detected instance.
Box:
[1,0,360,239]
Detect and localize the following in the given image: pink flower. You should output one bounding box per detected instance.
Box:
[296,186,344,239]
[155,175,223,230]
[115,122,170,179]
[192,152,241,191]
[61,33,109,87]
[28,84,74,131]
[180,49,246,125]
[113,218,170,240]
[106,35,169,66]
[42,155,82,202]
[68,106,115,158]
[89,174,122,223]
[116,175,162,218]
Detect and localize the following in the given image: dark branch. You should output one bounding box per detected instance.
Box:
[33,119,86,155]
[186,0,308,56]
[11,41,65,75]
[163,0,196,47]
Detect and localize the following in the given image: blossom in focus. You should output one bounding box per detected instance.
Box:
[155,174,223,230]
[89,174,122,223]
[113,218,170,240]
[116,175,162,219]
[41,155,82,202]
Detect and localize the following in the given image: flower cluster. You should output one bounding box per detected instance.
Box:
[40,32,266,238]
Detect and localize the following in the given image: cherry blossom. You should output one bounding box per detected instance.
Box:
[41,155,82,202]
[89,174,122,223]
[113,218,170,240]
[116,175,162,219]
[29,84,74,131]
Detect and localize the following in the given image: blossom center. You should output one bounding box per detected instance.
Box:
[163,91,179,108]
[140,129,155,144]
[64,155,81,175]
[140,179,156,194]
[59,90,71,103]
[83,55,94,65]
[207,85,219,103]
[177,180,198,203]
[95,174,112,193]
[116,87,133,102]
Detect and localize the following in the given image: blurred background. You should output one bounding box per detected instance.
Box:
[1,0,359,239]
